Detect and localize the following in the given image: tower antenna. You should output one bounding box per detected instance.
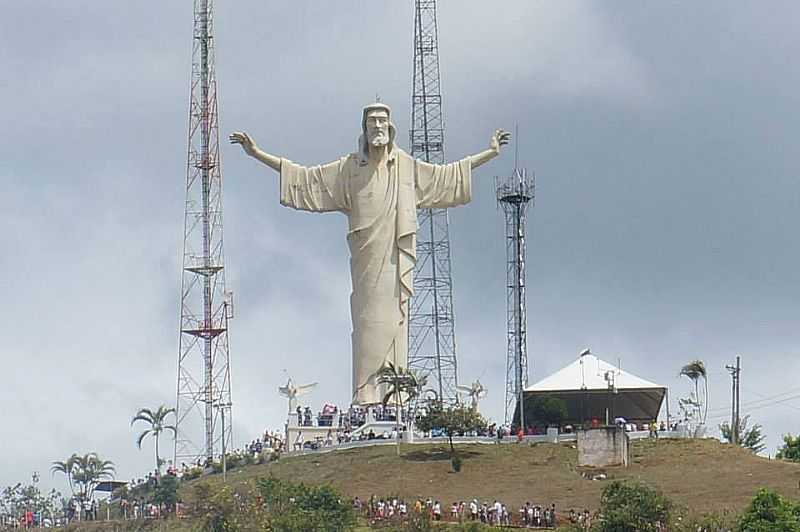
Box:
[174,0,234,466]
[496,167,535,426]
[408,0,460,404]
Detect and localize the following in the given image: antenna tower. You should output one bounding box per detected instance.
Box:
[408,0,460,405]
[497,168,535,425]
[174,0,233,465]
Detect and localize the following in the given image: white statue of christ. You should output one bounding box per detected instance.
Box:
[230,103,509,405]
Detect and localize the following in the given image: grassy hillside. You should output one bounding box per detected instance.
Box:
[183,438,800,514]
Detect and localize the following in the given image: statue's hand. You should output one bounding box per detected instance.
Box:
[490,129,511,154]
[229,131,258,157]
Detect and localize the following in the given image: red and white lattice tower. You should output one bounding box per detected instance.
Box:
[174,0,233,465]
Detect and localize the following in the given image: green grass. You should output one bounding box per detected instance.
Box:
[67,439,800,530]
[183,438,800,514]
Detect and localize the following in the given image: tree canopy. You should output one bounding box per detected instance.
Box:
[529,396,568,428]
[776,434,800,462]
[720,415,766,454]
[736,488,800,532]
[679,359,708,424]
[51,452,115,504]
[415,400,487,455]
[594,481,672,532]
[131,404,177,475]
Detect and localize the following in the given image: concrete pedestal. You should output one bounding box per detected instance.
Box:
[577,427,629,468]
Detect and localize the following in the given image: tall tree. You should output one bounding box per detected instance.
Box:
[53,453,114,505]
[680,360,708,423]
[131,405,177,476]
[376,362,426,454]
[50,454,79,500]
[720,415,766,454]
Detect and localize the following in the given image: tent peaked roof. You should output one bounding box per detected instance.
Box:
[525,353,664,392]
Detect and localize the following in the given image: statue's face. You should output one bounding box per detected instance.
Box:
[365,109,390,147]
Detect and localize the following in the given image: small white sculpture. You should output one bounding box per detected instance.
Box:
[232,103,509,405]
[457,380,488,411]
[278,377,318,414]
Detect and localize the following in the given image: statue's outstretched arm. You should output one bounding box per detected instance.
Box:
[470,129,511,170]
[229,132,281,172]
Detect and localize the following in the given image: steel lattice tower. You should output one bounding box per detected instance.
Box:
[408,0,459,404]
[174,0,233,465]
[497,169,535,425]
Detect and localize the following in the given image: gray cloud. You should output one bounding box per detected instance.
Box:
[2,0,799,492]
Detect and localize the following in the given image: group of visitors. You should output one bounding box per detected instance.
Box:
[518,502,558,528]
[118,499,182,521]
[567,509,595,529]
[294,403,349,428]
[357,494,568,528]
[295,405,314,427]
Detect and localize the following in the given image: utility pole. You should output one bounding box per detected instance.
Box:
[725,355,741,444]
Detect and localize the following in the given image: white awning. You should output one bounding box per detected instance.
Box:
[525,353,664,392]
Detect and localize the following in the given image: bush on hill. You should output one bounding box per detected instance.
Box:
[736,488,800,532]
[187,476,356,532]
[777,434,800,462]
[258,476,356,532]
[593,480,672,532]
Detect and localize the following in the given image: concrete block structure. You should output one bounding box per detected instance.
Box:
[577,427,629,468]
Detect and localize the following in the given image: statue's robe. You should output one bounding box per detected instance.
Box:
[280,148,472,405]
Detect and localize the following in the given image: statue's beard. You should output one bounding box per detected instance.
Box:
[369,132,389,147]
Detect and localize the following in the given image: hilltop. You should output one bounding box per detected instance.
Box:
[183,438,800,513]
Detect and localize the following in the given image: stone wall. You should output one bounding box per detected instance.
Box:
[577,427,629,467]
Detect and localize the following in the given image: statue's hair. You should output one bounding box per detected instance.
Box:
[358,103,396,164]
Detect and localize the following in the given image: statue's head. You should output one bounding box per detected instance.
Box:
[359,102,396,162]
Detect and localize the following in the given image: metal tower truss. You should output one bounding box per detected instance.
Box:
[408,0,459,405]
[175,0,233,466]
[497,169,535,425]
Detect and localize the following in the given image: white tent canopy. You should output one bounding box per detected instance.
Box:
[525,353,665,392]
[515,353,667,428]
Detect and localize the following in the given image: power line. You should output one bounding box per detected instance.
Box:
[706,386,800,414]
[706,393,800,421]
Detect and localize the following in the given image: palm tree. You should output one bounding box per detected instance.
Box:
[53,453,115,506]
[680,360,708,424]
[377,362,426,454]
[131,405,177,476]
[73,453,115,504]
[51,453,79,499]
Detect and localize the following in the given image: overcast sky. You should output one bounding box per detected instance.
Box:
[2,1,799,492]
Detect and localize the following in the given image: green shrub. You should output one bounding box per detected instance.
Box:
[257,476,356,532]
[594,480,671,532]
[181,466,203,481]
[153,474,179,510]
[736,488,800,532]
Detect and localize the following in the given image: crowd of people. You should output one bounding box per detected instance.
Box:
[355,494,595,529]
[293,403,403,430]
